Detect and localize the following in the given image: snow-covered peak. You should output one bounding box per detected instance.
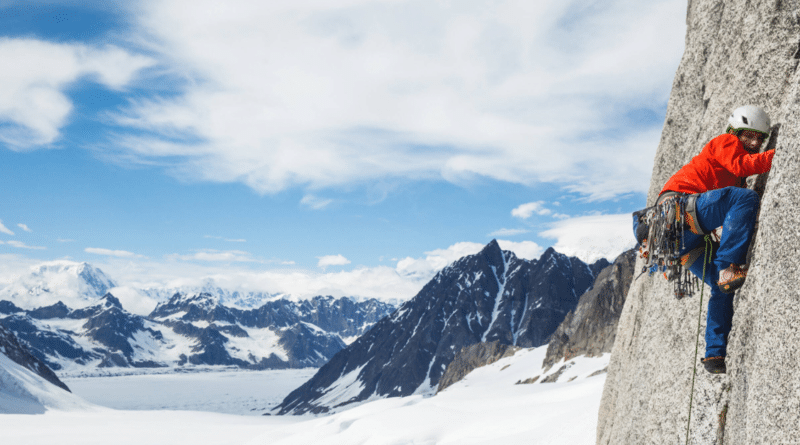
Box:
[0,261,116,310]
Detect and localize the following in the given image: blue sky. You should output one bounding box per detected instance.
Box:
[0,0,686,304]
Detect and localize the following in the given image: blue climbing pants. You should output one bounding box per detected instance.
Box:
[679,187,760,358]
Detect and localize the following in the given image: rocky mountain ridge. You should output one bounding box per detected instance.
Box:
[0,292,395,373]
[275,240,608,415]
[543,248,635,369]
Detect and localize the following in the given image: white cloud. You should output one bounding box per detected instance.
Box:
[0,38,154,149]
[17,223,32,233]
[301,195,334,210]
[85,256,424,304]
[511,201,552,219]
[88,0,685,199]
[395,239,544,280]
[107,286,160,316]
[539,213,636,263]
[317,254,351,269]
[85,247,143,258]
[7,240,45,250]
[0,238,545,309]
[396,241,485,280]
[167,249,255,262]
[204,235,247,242]
[496,240,544,261]
[488,228,530,237]
[0,220,14,235]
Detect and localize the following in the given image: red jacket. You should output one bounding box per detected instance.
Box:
[660,133,774,195]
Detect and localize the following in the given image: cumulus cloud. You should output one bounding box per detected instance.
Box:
[0,220,14,235]
[396,239,544,281]
[511,201,552,219]
[539,213,636,263]
[85,247,143,258]
[396,241,484,279]
[317,254,351,269]
[0,38,154,149]
[17,223,32,233]
[89,0,685,199]
[106,286,160,316]
[496,240,544,261]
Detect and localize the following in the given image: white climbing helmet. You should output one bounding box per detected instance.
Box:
[727,105,771,135]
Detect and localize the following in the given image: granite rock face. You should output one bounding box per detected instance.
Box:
[598,1,800,444]
[543,249,635,370]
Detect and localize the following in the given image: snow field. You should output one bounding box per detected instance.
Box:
[1,346,608,445]
[250,347,608,445]
[62,368,318,415]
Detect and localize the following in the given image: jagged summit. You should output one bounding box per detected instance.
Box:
[149,292,235,323]
[275,240,600,415]
[98,293,123,309]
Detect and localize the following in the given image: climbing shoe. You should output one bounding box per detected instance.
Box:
[718,264,747,293]
[702,356,726,374]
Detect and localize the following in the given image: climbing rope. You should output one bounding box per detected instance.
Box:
[685,235,712,445]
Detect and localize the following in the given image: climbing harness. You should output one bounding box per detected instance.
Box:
[685,235,713,445]
[632,193,705,299]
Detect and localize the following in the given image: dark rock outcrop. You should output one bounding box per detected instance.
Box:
[0,324,70,392]
[275,240,603,415]
[543,249,635,369]
[437,341,519,393]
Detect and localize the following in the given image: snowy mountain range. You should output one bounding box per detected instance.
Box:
[275,240,608,414]
[0,261,116,311]
[0,291,396,374]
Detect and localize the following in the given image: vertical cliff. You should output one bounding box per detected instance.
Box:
[597,1,800,444]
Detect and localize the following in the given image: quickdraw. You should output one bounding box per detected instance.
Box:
[632,194,699,299]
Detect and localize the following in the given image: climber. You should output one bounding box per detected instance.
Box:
[658,105,774,374]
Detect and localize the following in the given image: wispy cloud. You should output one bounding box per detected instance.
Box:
[85,247,143,258]
[317,254,351,269]
[488,228,530,237]
[80,0,685,200]
[0,220,14,236]
[300,195,334,210]
[204,235,247,242]
[57,238,75,243]
[167,249,256,263]
[17,223,32,233]
[7,240,45,250]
